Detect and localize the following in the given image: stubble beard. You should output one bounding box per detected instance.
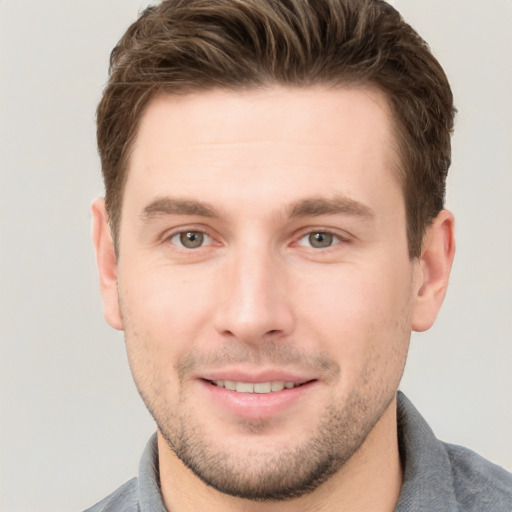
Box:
[137,367,399,502]
[163,396,394,501]
[121,294,411,502]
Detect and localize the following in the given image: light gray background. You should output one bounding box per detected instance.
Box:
[1,1,511,511]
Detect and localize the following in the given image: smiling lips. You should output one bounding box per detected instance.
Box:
[202,376,317,419]
[209,380,307,394]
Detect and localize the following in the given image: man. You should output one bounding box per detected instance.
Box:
[87,0,512,510]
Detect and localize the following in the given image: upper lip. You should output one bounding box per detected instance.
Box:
[199,368,316,384]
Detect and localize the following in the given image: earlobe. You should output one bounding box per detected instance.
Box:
[91,198,124,330]
[412,210,456,332]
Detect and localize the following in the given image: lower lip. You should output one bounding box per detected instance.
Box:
[200,380,317,420]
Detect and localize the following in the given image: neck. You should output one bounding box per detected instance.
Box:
[158,397,402,512]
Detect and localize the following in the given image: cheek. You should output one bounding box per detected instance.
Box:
[297,265,399,327]
[295,264,413,369]
[117,266,214,375]
[121,261,215,324]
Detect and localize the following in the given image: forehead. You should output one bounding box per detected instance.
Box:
[132,85,395,152]
[123,86,401,220]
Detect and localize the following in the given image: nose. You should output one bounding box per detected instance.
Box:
[213,244,295,344]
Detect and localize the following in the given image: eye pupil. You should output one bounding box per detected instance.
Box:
[180,231,204,248]
[309,232,333,248]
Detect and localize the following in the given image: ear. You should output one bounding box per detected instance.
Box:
[412,209,456,332]
[91,198,124,330]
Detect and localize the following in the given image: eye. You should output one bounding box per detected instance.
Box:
[170,231,212,249]
[297,231,341,249]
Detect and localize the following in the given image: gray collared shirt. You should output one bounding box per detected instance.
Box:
[85,392,512,511]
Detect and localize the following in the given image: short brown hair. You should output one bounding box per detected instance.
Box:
[97,0,455,258]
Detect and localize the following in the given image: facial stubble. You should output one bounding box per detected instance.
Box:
[126,339,406,502]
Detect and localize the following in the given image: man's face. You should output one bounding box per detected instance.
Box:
[109,86,422,499]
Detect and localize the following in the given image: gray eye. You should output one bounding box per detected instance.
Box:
[298,231,340,249]
[171,231,211,249]
[308,232,333,248]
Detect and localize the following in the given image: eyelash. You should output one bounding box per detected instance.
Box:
[167,228,214,250]
[164,226,349,252]
[296,231,344,249]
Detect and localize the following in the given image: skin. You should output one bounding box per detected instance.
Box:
[93,86,455,512]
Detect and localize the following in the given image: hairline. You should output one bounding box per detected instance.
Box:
[109,80,411,255]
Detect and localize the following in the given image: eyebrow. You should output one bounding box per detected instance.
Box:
[140,194,375,223]
[288,195,375,219]
[140,197,220,222]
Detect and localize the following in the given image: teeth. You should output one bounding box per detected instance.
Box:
[224,380,236,391]
[236,382,255,393]
[271,382,285,391]
[254,382,271,394]
[211,380,301,394]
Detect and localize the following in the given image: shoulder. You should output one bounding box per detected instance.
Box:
[396,392,512,511]
[443,442,512,510]
[83,477,139,512]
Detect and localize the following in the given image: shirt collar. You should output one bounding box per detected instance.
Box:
[395,391,458,511]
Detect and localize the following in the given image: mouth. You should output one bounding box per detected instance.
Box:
[200,375,318,420]
[206,379,312,394]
